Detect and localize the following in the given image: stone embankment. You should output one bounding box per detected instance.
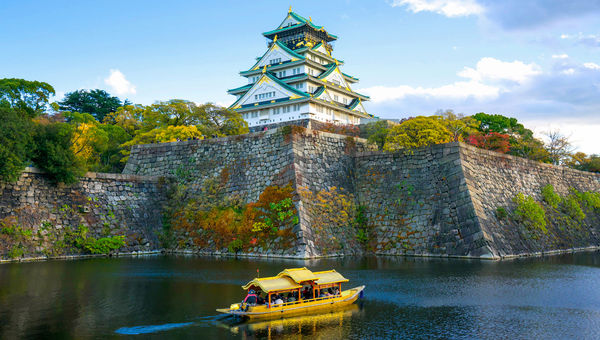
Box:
[0,168,166,261]
[2,126,600,261]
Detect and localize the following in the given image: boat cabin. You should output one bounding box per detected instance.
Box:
[241,267,349,307]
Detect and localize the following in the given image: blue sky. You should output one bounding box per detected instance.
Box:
[2,0,599,153]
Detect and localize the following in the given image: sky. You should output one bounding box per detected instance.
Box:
[1,0,599,153]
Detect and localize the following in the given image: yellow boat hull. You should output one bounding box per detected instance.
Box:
[216,285,365,320]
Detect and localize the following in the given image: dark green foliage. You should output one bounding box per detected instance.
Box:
[364,120,389,150]
[513,193,547,233]
[227,239,244,253]
[355,205,371,246]
[0,78,55,117]
[0,106,33,182]
[30,122,85,184]
[63,225,125,254]
[541,184,561,209]
[495,207,507,220]
[59,89,122,122]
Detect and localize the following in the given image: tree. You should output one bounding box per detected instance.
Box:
[436,110,478,142]
[466,131,510,153]
[59,89,122,122]
[30,122,85,184]
[566,152,600,173]
[472,112,549,162]
[543,130,574,165]
[364,120,390,150]
[0,78,55,117]
[383,116,452,152]
[0,105,33,182]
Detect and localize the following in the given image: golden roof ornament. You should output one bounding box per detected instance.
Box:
[273,34,278,42]
[309,16,312,22]
[289,5,292,13]
[262,65,267,73]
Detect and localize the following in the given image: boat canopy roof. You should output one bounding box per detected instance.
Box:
[242,276,302,293]
[278,268,319,283]
[314,270,350,285]
[241,267,348,293]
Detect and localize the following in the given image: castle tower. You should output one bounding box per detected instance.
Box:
[228,8,371,131]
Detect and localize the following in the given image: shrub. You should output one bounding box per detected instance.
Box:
[562,195,586,221]
[227,239,243,253]
[541,184,561,209]
[574,190,600,210]
[84,236,125,254]
[495,207,507,220]
[513,193,547,233]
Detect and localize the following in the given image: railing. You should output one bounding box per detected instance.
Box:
[267,293,341,308]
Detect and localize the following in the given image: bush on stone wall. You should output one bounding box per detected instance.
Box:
[169,183,298,253]
[561,192,586,222]
[541,184,561,209]
[513,193,547,233]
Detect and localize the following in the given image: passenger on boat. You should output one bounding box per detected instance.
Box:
[243,289,257,305]
[287,292,296,302]
[328,288,334,296]
[334,287,340,295]
[274,295,284,305]
[302,287,311,299]
[257,292,265,305]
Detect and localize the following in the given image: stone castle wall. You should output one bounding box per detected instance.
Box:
[459,143,600,258]
[0,168,166,260]
[354,143,490,258]
[2,128,600,261]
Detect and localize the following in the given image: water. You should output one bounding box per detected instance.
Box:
[1,253,600,339]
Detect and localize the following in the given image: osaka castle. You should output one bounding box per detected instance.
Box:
[228,8,371,131]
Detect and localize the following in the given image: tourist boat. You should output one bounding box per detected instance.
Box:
[216,267,365,320]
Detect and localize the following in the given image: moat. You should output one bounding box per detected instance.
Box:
[2,253,600,339]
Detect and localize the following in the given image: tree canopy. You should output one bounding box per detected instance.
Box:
[383,116,453,152]
[0,78,55,117]
[59,89,123,122]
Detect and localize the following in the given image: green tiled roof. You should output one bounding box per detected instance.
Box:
[342,72,359,81]
[246,41,305,73]
[229,71,309,109]
[227,83,252,94]
[263,12,338,40]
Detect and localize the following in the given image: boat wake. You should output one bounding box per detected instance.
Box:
[115,314,231,335]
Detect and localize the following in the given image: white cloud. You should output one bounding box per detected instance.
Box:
[457,57,541,84]
[390,0,483,17]
[362,57,539,104]
[560,32,600,47]
[583,62,600,70]
[552,54,569,59]
[104,69,136,95]
[362,81,499,103]
[359,57,600,153]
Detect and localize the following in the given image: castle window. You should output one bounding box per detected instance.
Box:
[269,58,281,65]
[334,95,339,102]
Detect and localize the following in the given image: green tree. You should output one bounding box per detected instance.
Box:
[472,112,549,161]
[59,89,123,122]
[30,122,85,184]
[437,110,478,142]
[0,105,33,182]
[364,120,390,150]
[0,78,55,117]
[383,116,452,152]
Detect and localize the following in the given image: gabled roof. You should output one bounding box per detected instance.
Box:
[247,41,305,73]
[229,71,309,109]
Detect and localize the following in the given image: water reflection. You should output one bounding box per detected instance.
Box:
[221,304,361,340]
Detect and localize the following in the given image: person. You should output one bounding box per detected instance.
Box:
[257,292,265,305]
[302,287,310,300]
[327,288,334,297]
[287,292,296,302]
[243,289,257,305]
[334,287,340,295]
[274,295,284,305]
